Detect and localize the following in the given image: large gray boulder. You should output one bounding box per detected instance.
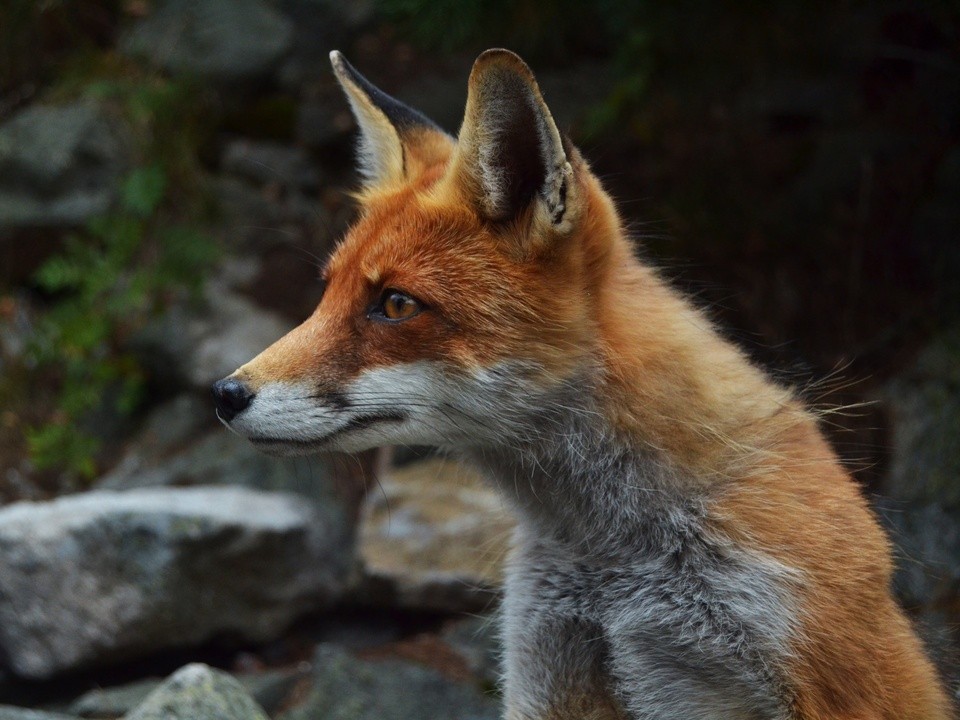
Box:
[0,102,123,232]
[124,664,268,720]
[0,487,348,679]
[121,0,293,83]
[278,644,497,720]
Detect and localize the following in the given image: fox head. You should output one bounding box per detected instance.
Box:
[213,49,630,456]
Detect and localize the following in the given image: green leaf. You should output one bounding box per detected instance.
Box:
[121,165,167,217]
[26,423,100,478]
[158,224,219,286]
[34,255,85,291]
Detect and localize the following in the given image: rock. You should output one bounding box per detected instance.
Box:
[125,664,268,720]
[68,667,306,718]
[0,709,79,720]
[878,326,960,682]
[294,90,354,148]
[96,394,363,542]
[0,487,348,679]
[69,680,160,719]
[120,0,293,83]
[278,644,497,720]
[276,0,377,88]
[883,325,960,508]
[132,272,292,390]
[221,140,320,190]
[441,615,501,689]
[237,667,310,717]
[212,175,335,256]
[0,102,124,232]
[880,326,960,609]
[355,458,514,613]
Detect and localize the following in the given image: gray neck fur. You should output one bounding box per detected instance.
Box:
[460,373,798,719]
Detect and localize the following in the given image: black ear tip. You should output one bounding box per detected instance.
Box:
[330,51,445,135]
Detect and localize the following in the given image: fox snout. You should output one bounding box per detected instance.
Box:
[211,377,255,422]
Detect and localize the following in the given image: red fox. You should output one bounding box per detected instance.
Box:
[213,49,952,719]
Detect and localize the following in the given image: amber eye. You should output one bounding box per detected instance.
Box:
[379,290,421,321]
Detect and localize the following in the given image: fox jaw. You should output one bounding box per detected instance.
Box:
[214,49,619,457]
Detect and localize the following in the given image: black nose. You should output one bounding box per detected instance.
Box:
[211,378,255,422]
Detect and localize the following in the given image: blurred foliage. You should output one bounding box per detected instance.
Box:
[378,0,655,135]
[379,0,636,60]
[21,64,219,480]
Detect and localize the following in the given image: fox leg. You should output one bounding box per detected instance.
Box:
[501,539,628,720]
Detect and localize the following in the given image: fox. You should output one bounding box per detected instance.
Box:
[212,49,953,719]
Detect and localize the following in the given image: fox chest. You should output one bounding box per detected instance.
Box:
[504,532,797,720]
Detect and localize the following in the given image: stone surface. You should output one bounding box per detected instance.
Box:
[125,664,268,720]
[0,102,123,232]
[0,709,78,720]
[294,90,354,148]
[883,326,960,507]
[356,458,513,613]
[276,0,377,88]
[441,615,501,689]
[96,393,364,544]
[68,666,307,718]
[121,0,293,83]
[878,325,960,685]
[0,487,348,679]
[278,644,497,720]
[879,326,960,605]
[237,667,310,717]
[221,140,320,190]
[132,271,292,390]
[69,679,160,718]
[211,175,335,256]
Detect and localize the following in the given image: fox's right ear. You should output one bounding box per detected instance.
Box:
[330,51,452,189]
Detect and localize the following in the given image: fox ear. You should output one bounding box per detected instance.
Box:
[450,49,573,226]
[330,51,450,188]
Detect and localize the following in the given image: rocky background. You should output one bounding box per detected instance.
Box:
[0,1,958,717]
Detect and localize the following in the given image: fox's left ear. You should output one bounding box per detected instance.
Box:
[330,51,452,189]
[447,49,576,230]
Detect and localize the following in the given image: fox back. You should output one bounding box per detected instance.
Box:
[213,50,952,720]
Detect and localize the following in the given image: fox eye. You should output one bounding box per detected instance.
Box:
[377,290,422,321]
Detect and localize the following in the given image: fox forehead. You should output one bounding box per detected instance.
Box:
[326,189,507,302]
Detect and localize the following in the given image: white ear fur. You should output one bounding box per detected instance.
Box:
[330,50,447,188]
[454,49,572,225]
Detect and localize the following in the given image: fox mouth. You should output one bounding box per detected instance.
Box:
[245,410,407,453]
